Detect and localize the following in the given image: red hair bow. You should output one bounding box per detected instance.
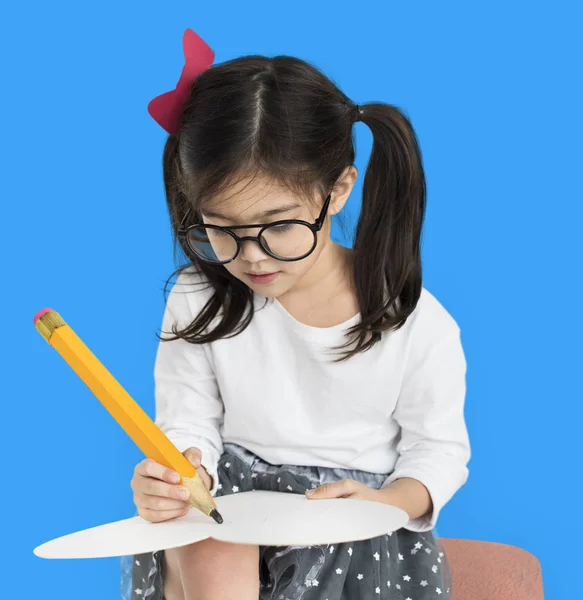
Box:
[147,28,215,135]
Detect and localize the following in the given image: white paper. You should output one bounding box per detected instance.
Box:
[34,491,409,559]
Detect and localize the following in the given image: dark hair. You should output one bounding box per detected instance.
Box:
[158,53,426,361]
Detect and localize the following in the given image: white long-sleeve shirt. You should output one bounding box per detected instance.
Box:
[155,268,470,532]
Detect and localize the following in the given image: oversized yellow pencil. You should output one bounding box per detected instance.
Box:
[33,307,223,524]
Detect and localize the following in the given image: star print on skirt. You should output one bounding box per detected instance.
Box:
[120,443,452,599]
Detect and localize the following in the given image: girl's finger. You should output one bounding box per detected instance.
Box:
[306,479,357,499]
[134,492,189,512]
[139,477,191,502]
[183,447,202,468]
[135,458,181,484]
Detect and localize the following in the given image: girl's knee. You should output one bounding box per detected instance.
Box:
[173,539,260,599]
[181,538,259,574]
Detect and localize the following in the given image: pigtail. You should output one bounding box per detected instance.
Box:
[339,103,426,360]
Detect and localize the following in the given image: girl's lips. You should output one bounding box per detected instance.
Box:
[246,272,280,284]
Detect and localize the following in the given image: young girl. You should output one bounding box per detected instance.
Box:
[120,28,470,600]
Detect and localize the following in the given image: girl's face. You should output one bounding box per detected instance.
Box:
[199,170,356,298]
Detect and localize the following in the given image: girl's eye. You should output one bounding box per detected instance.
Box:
[210,229,230,237]
[269,223,293,234]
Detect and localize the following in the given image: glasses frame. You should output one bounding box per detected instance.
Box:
[178,192,333,265]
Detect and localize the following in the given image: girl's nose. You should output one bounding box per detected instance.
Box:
[239,238,270,263]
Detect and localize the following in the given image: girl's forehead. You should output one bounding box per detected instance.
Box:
[202,181,312,222]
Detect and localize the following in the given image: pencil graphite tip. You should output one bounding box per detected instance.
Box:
[209,509,223,524]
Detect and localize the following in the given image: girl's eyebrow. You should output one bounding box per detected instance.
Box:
[203,203,301,221]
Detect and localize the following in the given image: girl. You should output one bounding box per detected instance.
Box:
[120,28,470,600]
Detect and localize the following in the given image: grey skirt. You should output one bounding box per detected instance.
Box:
[120,443,452,599]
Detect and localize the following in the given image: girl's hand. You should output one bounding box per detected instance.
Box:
[130,446,212,523]
[305,479,392,505]
[306,477,433,522]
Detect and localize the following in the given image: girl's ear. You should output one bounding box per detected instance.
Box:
[329,166,358,215]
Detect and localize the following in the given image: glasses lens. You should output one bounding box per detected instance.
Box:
[187,226,238,263]
[260,223,316,260]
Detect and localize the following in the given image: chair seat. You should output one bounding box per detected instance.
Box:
[440,538,543,600]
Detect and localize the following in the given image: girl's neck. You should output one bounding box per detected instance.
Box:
[276,242,359,328]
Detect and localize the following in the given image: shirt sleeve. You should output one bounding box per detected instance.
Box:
[382,328,471,532]
[153,271,224,496]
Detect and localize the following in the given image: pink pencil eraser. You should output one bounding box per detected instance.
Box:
[33,308,54,324]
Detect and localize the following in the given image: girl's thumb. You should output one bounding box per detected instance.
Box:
[183,447,202,468]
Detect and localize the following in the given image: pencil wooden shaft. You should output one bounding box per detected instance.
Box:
[45,322,216,515]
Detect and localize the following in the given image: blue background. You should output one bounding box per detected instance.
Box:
[2,1,581,598]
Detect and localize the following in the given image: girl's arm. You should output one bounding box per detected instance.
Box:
[378,477,433,521]
[154,270,224,495]
[381,328,471,531]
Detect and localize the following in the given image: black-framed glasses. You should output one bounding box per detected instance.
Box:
[178,192,332,265]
